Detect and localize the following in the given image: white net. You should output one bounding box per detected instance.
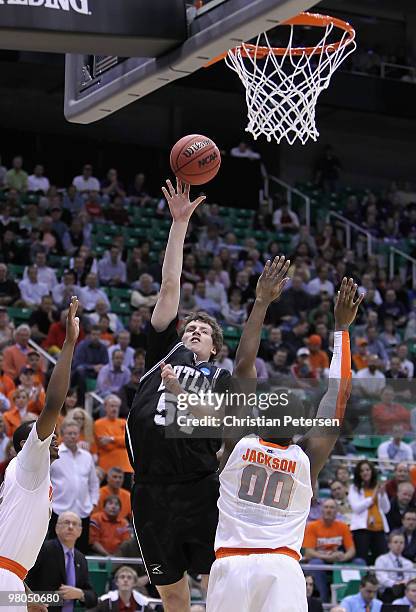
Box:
[225,20,356,145]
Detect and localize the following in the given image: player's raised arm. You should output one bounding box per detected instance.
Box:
[151,179,205,331]
[36,296,80,440]
[234,256,290,378]
[299,277,364,485]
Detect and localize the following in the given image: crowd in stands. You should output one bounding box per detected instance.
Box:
[2,150,416,608]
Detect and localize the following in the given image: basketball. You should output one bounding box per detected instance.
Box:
[170,134,221,185]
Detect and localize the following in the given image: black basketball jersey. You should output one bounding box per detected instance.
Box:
[126,317,232,484]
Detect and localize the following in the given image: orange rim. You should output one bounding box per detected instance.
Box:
[205,12,355,66]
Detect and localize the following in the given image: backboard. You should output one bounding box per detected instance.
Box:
[64,0,318,124]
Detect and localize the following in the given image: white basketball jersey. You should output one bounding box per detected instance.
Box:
[215,435,312,556]
[0,425,53,573]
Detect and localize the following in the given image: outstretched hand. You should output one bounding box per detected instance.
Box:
[255,256,290,305]
[334,277,364,330]
[162,178,206,223]
[65,296,80,345]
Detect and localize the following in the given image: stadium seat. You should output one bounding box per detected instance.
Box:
[7,307,32,324]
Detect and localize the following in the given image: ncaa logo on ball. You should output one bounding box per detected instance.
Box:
[199,151,218,168]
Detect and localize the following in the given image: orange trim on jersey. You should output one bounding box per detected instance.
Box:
[0,556,28,580]
[335,331,352,422]
[215,547,300,561]
[259,439,288,450]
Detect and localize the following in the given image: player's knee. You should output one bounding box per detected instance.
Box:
[158,585,190,612]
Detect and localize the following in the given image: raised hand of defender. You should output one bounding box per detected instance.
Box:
[65,296,80,345]
[334,277,364,330]
[255,255,290,305]
[160,362,184,397]
[162,178,206,222]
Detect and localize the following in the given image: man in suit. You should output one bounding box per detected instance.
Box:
[399,509,416,562]
[387,481,416,530]
[27,511,97,611]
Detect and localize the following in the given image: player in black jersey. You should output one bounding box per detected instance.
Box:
[126,178,290,611]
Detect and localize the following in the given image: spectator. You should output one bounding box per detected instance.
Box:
[98,314,114,348]
[399,510,416,561]
[128,172,151,206]
[88,298,123,334]
[375,530,413,603]
[378,424,413,468]
[314,145,341,192]
[303,499,358,601]
[386,354,408,381]
[379,317,401,356]
[108,330,135,370]
[96,466,131,521]
[0,353,14,403]
[335,465,352,489]
[3,324,31,380]
[89,495,130,555]
[230,141,261,160]
[72,163,100,193]
[379,289,408,327]
[52,269,81,308]
[221,287,247,326]
[49,419,99,553]
[397,343,415,379]
[385,463,413,500]
[72,325,109,401]
[205,268,227,310]
[130,273,159,309]
[96,565,152,612]
[79,273,111,312]
[366,326,388,366]
[372,387,411,435]
[179,283,197,318]
[43,308,84,354]
[5,155,28,192]
[71,408,97,457]
[101,168,126,200]
[216,344,233,374]
[0,415,10,462]
[266,348,293,385]
[393,578,416,607]
[28,164,50,194]
[98,246,127,287]
[94,395,133,486]
[28,294,56,343]
[291,348,318,389]
[0,263,20,306]
[24,251,58,292]
[340,574,383,612]
[358,273,383,306]
[386,482,416,530]
[3,388,37,436]
[305,575,324,612]
[348,460,390,564]
[0,308,15,350]
[354,354,386,399]
[330,480,352,524]
[96,349,130,398]
[118,367,141,419]
[27,349,45,386]
[13,366,45,414]
[306,335,329,376]
[128,310,148,350]
[126,247,148,284]
[18,265,49,307]
[306,266,334,297]
[63,183,84,214]
[272,200,300,232]
[27,511,97,609]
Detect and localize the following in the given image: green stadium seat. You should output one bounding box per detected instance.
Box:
[87,559,111,597]
[110,300,131,316]
[110,288,132,300]
[223,326,242,339]
[7,264,25,278]
[86,378,97,392]
[7,307,32,323]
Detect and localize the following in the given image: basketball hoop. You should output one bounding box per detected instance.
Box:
[208,12,356,145]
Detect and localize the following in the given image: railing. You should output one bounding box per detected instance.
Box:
[28,338,104,411]
[327,211,374,256]
[264,174,311,227]
[380,61,416,82]
[389,246,416,290]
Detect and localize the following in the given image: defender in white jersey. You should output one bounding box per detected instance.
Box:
[0,298,79,612]
[206,277,363,612]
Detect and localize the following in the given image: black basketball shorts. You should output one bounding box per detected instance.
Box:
[131,473,219,586]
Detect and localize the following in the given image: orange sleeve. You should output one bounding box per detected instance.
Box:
[321,352,329,369]
[3,413,13,438]
[28,388,46,415]
[89,513,102,544]
[302,522,317,549]
[342,523,354,550]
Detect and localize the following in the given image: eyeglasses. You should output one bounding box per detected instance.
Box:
[57,520,81,528]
